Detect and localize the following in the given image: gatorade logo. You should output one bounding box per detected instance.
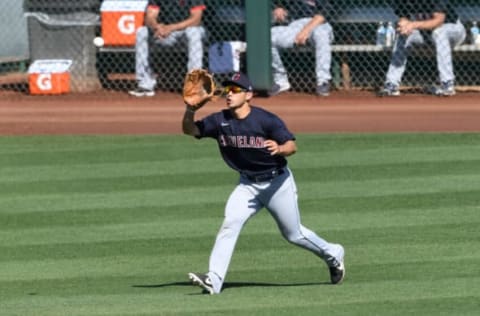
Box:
[118,14,136,34]
[37,74,52,91]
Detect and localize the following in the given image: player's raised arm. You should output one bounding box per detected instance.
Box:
[182,106,200,136]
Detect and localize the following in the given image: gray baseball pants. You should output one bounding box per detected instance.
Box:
[134,25,205,90]
[206,168,343,293]
[385,20,466,85]
[271,18,334,86]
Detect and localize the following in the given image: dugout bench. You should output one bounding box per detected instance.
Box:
[95,2,247,91]
[95,4,480,93]
[288,5,480,91]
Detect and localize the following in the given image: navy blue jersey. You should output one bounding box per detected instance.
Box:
[391,0,458,24]
[195,106,295,176]
[147,0,206,24]
[273,0,336,22]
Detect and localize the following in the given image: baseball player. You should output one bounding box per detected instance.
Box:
[270,0,336,96]
[379,0,466,96]
[129,0,206,97]
[183,72,345,295]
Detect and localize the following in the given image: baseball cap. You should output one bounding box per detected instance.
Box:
[222,72,253,92]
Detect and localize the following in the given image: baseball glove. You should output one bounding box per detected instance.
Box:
[182,69,218,108]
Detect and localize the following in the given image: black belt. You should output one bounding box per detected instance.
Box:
[244,168,286,183]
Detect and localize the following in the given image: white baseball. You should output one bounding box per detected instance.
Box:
[93,37,104,47]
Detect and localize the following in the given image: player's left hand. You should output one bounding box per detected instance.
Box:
[295,29,310,45]
[264,140,281,155]
[155,24,173,38]
[397,19,414,35]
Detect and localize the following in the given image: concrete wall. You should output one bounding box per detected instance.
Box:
[0,0,29,62]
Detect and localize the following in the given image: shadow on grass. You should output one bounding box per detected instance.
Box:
[133,280,328,290]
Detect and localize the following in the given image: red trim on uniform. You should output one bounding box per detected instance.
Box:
[147,4,159,11]
[191,5,206,12]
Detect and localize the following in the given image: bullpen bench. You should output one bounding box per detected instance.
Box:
[96,4,480,92]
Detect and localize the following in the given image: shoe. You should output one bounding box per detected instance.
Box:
[329,245,345,285]
[316,82,330,96]
[378,82,400,97]
[128,87,155,97]
[429,80,456,96]
[268,82,291,96]
[329,261,345,285]
[188,272,215,294]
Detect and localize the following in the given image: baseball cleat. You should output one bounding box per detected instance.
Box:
[329,245,345,285]
[316,82,330,97]
[427,80,456,96]
[128,87,155,97]
[188,272,214,294]
[268,82,291,96]
[378,82,400,97]
[329,261,345,285]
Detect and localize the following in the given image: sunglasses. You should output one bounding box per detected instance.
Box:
[223,86,247,94]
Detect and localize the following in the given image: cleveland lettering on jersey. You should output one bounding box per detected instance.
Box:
[219,135,265,148]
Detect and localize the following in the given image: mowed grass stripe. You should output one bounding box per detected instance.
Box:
[2,133,480,184]
[1,202,478,247]
[1,133,479,153]
[2,188,480,230]
[1,241,478,297]
[1,277,479,316]
[2,191,478,231]
[0,204,226,229]
[1,158,230,183]
[1,254,478,298]
[3,141,480,184]
[3,158,480,195]
[2,171,480,214]
[1,133,479,315]
[1,217,478,263]
[1,223,478,264]
[0,135,213,161]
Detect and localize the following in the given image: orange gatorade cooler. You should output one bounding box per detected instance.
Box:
[100,0,148,46]
[28,60,72,95]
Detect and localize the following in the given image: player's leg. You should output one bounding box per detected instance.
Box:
[270,25,291,93]
[184,26,206,70]
[196,183,261,294]
[131,27,183,94]
[263,169,342,263]
[381,30,424,95]
[131,26,157,93]
[432,21,466,92]
[270,19,310,94]
[310,23,334,93]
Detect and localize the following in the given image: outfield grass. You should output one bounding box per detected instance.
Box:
[1,133,479,316]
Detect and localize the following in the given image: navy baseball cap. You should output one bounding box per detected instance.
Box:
[222,72,253,92]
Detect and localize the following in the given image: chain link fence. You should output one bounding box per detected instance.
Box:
[1,0,479,96]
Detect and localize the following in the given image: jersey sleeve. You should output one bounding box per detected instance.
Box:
[266,113,295,145]
[190,0,206,12]
[147,0,160,11]
[194,113,219,139]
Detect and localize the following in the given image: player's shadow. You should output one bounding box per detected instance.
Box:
[132,280,328,291]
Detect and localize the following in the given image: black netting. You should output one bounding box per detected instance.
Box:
[1,0,479,96]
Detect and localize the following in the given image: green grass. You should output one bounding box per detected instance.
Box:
[1,133,480,316]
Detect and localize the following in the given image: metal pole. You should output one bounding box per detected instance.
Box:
[245,0,271,91]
